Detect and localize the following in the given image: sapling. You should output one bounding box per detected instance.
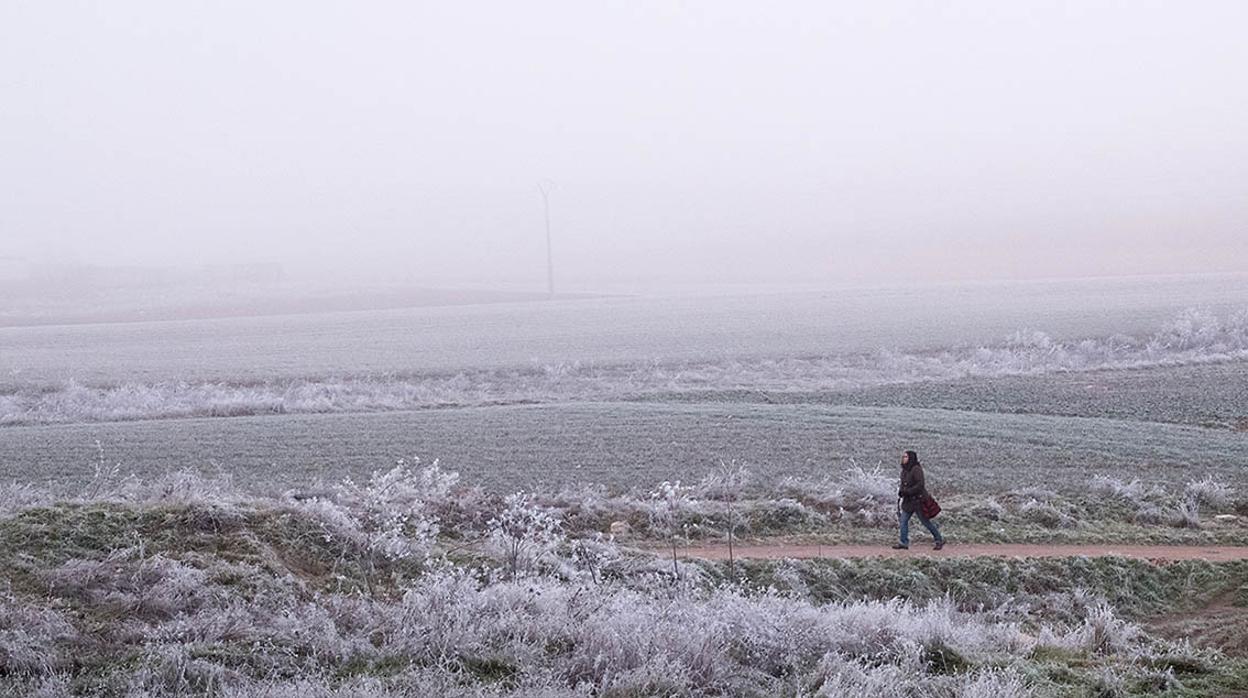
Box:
[648,480,696,579]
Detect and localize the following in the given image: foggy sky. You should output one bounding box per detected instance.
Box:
[2,1,1246,289]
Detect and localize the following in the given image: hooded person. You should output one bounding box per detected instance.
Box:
[894,450,944,550]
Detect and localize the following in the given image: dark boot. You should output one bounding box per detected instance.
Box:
[934,541,945,551]
[891,543,908,550]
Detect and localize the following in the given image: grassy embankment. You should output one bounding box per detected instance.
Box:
[1,465,1246,696]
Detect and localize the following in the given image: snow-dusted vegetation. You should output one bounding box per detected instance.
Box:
[4,309,1246,427]
[1,462,1245,696]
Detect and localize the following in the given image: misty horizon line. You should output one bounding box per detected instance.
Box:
[3,256,1246,299]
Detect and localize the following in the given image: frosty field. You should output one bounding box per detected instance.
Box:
[3,277,1248,697]
[6,397,1248,495]
[3,275,1247,494]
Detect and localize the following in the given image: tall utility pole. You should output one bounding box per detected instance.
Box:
[538,181,555,297]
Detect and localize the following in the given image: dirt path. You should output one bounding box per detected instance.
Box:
[672,543,1248,562]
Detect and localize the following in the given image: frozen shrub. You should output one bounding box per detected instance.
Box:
[1184,475,1234,510]
[218,674,589,697]
[78,448,138,501]
[0,481,50,516]
[1089,476,1164,502]
[1072,603,1141,656]
[1133,500,1200,528]
[486,492,564,578]
[567,534,622,584]
[745,497,816,533]
[332,460,449,561]
[1138,667,1183,693]
[1168,499,1202,529]
[389,566,491,663]
[293,496,368,550]
[648,480,697,576]
[1019,499,1076,529]
[767,561,812,598]
[1132,502,1168,526]
[691,462,753,500]
[600,656,700,695]
[1132,498,1203,529]
[963,496,1006,521]
[648,480,698,524]
[1087,666,1129,698]
[838,462,895,506]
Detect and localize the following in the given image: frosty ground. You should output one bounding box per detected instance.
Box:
[3,289,1248,695]
[1,461,1247,697]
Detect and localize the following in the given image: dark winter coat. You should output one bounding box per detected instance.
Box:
[899,462,929,514]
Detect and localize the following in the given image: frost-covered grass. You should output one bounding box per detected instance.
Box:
[0,464,1246,696]
[10,396,1248,500]
[4,460,1245,546]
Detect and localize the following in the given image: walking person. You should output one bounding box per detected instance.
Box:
[894,450,944,550]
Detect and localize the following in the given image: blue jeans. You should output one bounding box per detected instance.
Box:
[899,508,943,546]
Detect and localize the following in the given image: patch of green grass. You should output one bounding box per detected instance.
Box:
[460,655,520,685]
[334,654,413,679]
[922,641,973,675]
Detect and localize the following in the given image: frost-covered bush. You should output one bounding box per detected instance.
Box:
[485,492,564,578]
[838,462,897,506]
[1018,499,1078,529]
[769,462,896,528]
[1090,475,1227,528]
[1132,501,1168,526]
[1130,499,1199,528]
[1184,475,1234,510]
[1071,602,1143,656]
[566,534,623,584]
[690,462,753,500]
[743,497,816,532]
[329,460,451,561]
[0,481,50,515]
[961,496,1006,521]
[1089,476,1165,502]
[647,480,697,536]
[1169,498,1202,529]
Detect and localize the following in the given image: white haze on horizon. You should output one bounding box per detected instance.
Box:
[1,1,1246,292]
